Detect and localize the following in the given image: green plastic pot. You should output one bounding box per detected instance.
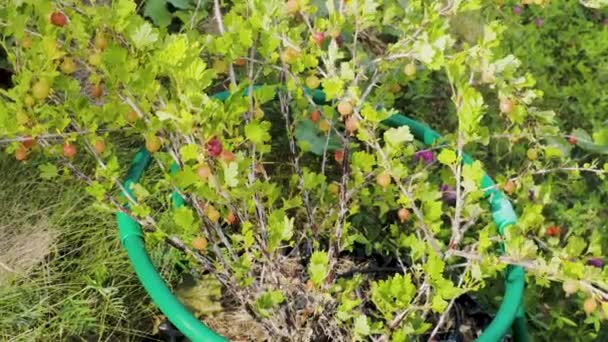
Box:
[116,88,528,342]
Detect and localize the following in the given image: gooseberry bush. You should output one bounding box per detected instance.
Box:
[1,0,607,340]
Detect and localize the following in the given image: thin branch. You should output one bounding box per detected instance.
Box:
[369,138,444,257]
[428,264,469,339]
[447,249,608,299]
[0,129,125,145]
[450,110,465,248]
[189,0,203,30]
[213,0,237,86]
[277,72,316,237]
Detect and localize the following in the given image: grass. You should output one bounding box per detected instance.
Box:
[0,153,165,341]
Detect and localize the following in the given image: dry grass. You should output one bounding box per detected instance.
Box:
[0,217,58,284]
[0,154,160,341]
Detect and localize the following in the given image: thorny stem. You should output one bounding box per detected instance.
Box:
[276,69,316,237]
[482,166,608,192]
[428,264,470,339]
[450,123,465,249]
[320,119,333,176]
[36,138,150,227]
[243,44,271,252]
[165,235,284,338]
[189,194,236,264]
[447,249,608,299]
[368,138,444,257]
[0,129,125,145]
[377,281,430,342]
[213,0,237,87]
[328,136,350,272]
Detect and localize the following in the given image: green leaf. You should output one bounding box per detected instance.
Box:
[308,251,329,286]
[383,126,413,146]
[462,160,484,192]
[322,77,344,100]
[174,207,196,232]
[371,273,416,319]
[398,234,426,261]
[565,236,587,258]
[143,0,172,28]
[223,161,239,187]
[353,314,371,337]
[431,295,448,313]
[424,252,445,281]
[130,22,159,50]
[544,146,563,159]
[351,151,376,173]
[303,169,327,190]
[174,167,199,189]
[131,183,151,200]
[179,144,199,162]
[38,163,58,180]
[572,129,608,155]
[458,86,485,140]
[85,182,106,201]
[592,127,608,145]
[167,0,192,9]
[437,149,456,166]
[255,290,285,318]
[413,40,435,64]
[361,104,390,123]
[253,85,277,104]
[294,119,342,155]
[268,211,294,252]
[545,136,572,157]
[579,0,608,9]
[245,121,271,148]
[157,35,189,66]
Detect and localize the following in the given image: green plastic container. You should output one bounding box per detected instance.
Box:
[116,88,527,342]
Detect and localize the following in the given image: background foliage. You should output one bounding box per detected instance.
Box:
[0,0,607,341]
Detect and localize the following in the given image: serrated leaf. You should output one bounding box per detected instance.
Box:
[245,121,271,147]
[130,22,159,49]
[253,85,276,104]
[255,290,285,318]
[131,183,151,200]
[321,77,344,100]
[383,126,413,146]
[303,169,326,190]
[592,127,608,145]
[223,161,239,187]
[545,136,572,157]
[85,182,106,201]
[38,163,58,180]
[268,211,294,252]
[174,207,195,231]
[174,167,199,189]
[351,151,376,173]
[157,35,189,66]
[371,273,415,319]
[431,295,448,313]
[353,314,370,337]
[143,0,172,28]
[361,103,390,123]
[437,149,456,165]
[179,144,199,162]
[308,251,329,286]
